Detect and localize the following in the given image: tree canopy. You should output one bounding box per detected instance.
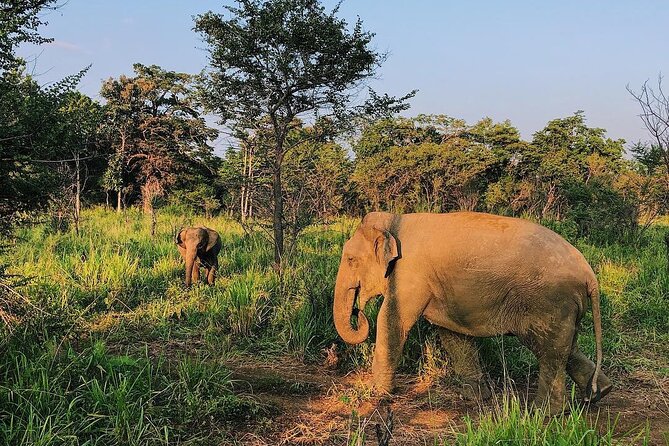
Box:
[195,0,413,265]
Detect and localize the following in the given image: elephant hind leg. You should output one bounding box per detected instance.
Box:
[567,342,612,403]
[518,302,578,415]
[205,257,218,285]
[438,327,491,400]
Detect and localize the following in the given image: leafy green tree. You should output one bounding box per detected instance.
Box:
[0,65,90,229]
[219,120,352,252]
[100,64,218,215]
[353,115,499,213]
[0,0,57,71]
[195,0,413,266]
[53,92,104,233]
[1,0,90,226]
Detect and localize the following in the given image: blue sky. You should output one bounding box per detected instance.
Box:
[18,0,669,147]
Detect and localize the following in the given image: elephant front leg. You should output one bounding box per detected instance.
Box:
[191,258,200,284]
[371,295,422,393]
[438,328,491,400]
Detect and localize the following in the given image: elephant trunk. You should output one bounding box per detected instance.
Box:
[333,275,369,345]
[184,246,197,287]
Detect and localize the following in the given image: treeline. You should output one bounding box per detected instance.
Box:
[224,112,669,240]
[2,0,668,245]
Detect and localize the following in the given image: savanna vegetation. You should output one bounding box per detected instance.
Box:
[1,0,668,444]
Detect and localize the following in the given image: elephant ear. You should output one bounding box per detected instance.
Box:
[175,228,186,248]
[372,227,400,277]
[205,228,220,252]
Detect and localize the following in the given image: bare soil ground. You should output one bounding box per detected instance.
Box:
[218,355,669,446]
[110,336,668,445]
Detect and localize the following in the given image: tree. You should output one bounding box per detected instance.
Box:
[628,76,669,173]
[100,64,218,219]
[0,65,91,229]
[0,0,58,71]
[195,0,413,267]
[54,92,103,234]
[219,120,352,253]
[525,112,625,219]
[353,131,496,213]
[353,115,515,213]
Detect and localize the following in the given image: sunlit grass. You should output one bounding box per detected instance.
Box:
[1,206,667,443]
[449,394,647,446]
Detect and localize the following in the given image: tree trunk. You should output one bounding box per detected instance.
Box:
[74,152,81,236]
[240,144,247,222]
[150,206,157,238]
[272,160,284,268]
[240,144,254,223]
[116,129,127,214]
[665,232,669,273]
[247,147,254,219]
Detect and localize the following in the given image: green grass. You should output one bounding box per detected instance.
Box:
[450,395,647,446]
[1,207,667,443]
[0,339,261,445]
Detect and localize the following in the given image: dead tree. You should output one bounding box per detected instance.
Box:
[141,179,163,238]
[627,76,669,173]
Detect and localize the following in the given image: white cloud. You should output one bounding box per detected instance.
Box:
[45,40,83,52]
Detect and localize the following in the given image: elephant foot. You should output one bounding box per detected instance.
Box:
[531,393,568,417]
[584,381,613,404]
[583,370,613,404]
[458,378,492,401]
[370,373,395,396]
[371,381,394,396]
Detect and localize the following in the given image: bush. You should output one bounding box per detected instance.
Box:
[563,181,638,241]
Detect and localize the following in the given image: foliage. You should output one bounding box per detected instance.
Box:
[354,116,479,212]
[99,63,218,211]
[449,394,642,445]
[0,0,100,234]
[352,112,647,240]
[1,208,667,442]
[0,0,57,71]
[0,65,94,232]
[195,0,413,265]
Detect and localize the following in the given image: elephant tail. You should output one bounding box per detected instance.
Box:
[586,279,604,402]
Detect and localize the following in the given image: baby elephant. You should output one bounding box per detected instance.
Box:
[175,226,221,286]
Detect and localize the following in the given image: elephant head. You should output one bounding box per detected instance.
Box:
[333,219,399,345]
[176,226,220,286]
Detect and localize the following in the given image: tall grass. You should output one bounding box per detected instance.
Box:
[0,207,667,443]
[0,339,261,445]
[450,395,645,446]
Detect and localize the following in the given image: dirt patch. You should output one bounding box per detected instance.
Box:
[220,356,669,445]
[104,338,668,444]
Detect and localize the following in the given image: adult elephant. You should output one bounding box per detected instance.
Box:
[333,211,611,413]
[175,226,221,286]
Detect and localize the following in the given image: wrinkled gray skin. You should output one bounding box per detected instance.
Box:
[333,212,612,414]
[175,227,221,286]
